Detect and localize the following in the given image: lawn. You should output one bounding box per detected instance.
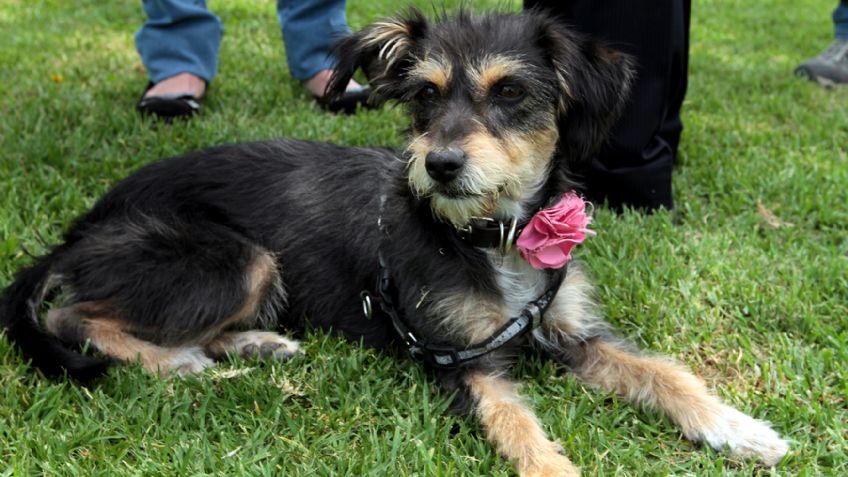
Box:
[0,0,845,475]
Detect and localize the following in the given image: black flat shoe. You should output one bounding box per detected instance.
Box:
[137,82,202,120]
[315,86,374,115]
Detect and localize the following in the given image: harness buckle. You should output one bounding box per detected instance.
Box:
[415,344,460,367]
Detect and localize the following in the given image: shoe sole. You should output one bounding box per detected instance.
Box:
[795,66,841,88]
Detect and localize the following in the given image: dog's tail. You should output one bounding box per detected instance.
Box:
[0,251,110,381]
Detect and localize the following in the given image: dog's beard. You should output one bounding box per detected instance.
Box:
[404,128,557,227]
[406,155,543,228]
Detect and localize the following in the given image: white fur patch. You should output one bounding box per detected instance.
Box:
[231,331,301,354]
[167,346,215,376]
[692,404,789,466]
[488,251,547,318]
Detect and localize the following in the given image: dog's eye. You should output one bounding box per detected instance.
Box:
[418,84,439,102]
[494,84,525,100]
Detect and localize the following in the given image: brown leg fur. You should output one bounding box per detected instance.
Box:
[570,339,788,465]
[535,262,787,465]
[465,371,580,477]
[45,305,213,376]
[83,318,213,375]
[41,251,285,377]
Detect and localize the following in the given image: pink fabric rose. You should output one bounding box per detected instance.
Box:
[516,192,594,269]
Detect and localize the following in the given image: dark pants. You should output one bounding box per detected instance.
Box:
[525,0,691,211]
[836,0,848,40]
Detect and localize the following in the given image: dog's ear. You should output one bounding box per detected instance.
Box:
[326,10,429,104]
[535,16,635,162]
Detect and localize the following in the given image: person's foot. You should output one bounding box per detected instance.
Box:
[304,69,363,97]
[137,72,206,120]
[795,38,848,87]
[144,72,206,99]
[305,69,373,114]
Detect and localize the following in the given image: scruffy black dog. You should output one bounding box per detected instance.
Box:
[1,10,787,476]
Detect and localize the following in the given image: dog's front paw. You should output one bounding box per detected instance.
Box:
[521,453,580,477]
[697,405,789,466]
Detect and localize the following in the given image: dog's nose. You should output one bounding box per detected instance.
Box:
[425,149,466,183]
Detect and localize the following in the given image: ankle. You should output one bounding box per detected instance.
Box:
[145,72,206,98]
[305,69,361,97]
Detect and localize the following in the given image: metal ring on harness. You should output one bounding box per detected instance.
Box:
[360,291,373,320]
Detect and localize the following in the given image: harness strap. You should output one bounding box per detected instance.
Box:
[367,257,566,369]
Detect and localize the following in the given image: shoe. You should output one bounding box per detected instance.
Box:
[795,39,848,87]
[136,82,202,120]
[314,86,374,115]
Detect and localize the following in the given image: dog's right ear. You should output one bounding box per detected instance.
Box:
[326,10,429,104]
[533,14,635,163]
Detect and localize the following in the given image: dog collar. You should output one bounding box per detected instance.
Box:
[361,255,566,369]
[456,217,524,253]
[453,192,561,252]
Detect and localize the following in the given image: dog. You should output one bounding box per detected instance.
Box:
[1,9,788,476]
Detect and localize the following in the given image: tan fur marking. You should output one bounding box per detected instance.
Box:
[409,57,452,90]
[404,132,433,196]
[405,120,559,226]
[426,290,506,344]
[466,372,580,477]
[362,19,413,71]
[364,20,412,46]
[575,340,727,439]
[219,252,277,330]
[574,339,791,465]
[468,56,526,97]
[45,301,112,339]
[83,318,212,375]
[501,125,559,168]
[553,63,573,110]
[540,263,604,340]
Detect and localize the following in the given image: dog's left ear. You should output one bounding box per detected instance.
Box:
[535,16,635,162]
[326,10,429,104]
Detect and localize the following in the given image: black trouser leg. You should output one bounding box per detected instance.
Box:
[525,0,691,211]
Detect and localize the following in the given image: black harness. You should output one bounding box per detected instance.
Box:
[361,217,567,369]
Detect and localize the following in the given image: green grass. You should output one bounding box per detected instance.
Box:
[1,0,846,475]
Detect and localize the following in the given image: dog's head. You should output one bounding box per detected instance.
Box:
[328,9,633,227]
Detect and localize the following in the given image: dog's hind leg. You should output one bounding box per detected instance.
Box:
[47,217,289,376]
[45,303,214,376]
[465,371,580,477]
[536,264,789,465]
[202,252,300,363]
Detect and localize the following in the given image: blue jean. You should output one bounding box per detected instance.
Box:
[135,0,349,84]
[836,1,848,40]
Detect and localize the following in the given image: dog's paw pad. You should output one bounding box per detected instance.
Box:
[234,331,301,362]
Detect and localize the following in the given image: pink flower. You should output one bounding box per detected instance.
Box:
[516,192,594,269]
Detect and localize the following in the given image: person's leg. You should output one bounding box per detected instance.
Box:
[835,0,848,40]
[135,0,222,85]
[524,0,690,212]
[795,1,848,86]
[277,0,349,82]
[276,0,373,113]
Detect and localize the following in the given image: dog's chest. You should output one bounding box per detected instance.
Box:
[487,251,548,318]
